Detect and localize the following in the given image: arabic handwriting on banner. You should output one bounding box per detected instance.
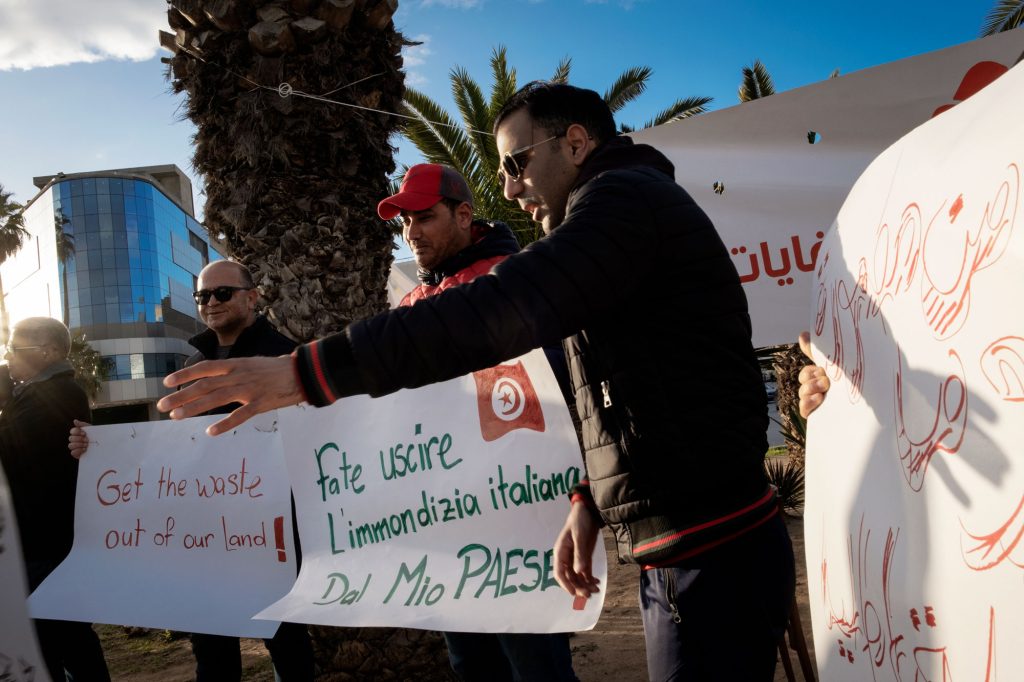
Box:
[805,58,1024,680]
[261,351,604,633]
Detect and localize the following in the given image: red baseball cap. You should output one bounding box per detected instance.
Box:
[377,164,474,220]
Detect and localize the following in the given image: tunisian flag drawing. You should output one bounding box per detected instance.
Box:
[472,361,546,442]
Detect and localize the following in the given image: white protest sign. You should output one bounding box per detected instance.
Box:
[258,349,604,632]
[0,463,50,682]
[630,29,1024,346]
[29,414,296,638]
[804,59,1023,679]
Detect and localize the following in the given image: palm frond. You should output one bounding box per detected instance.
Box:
[639,95,713,129]
[738,59,776,102]
[488,45,517,119]
[603,66,652,113]
[451,67,499,176]
[980,0,1024,35]
[550,56,572,83]
[401,87,479,178]
[0,185,28,264]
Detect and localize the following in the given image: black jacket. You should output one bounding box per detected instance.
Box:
[0,364,90,563]
[187,315,296,416]
[297,137,773,565]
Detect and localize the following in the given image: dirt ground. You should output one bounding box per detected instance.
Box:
[97,515,814,681]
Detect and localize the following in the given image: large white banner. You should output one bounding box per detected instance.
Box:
[631,30,1024,346]
[258,349,604,632]
[804,56,1023,680]
[0,464,50,682]
[29,415,297,638]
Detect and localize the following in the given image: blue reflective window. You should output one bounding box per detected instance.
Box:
[69,309,80,328]
[76,270,90,288]
[97,194,111,214]
[95,178,109,194]
[124,196,137,214]
[70,179,84,196]
[111,195,124,214]
[105,286,118,304]
[85,233,101,250]
[98,214,113,232]
[78,287,92,306]
[72,197,85,215]
[109,178,123,194]
[100,233,114,250]
[92,305,106,324]
[115,355,129,377]
[84,215,99,233]
[106,303,118,320]
[118,285,132,300]
[79,306,92,325]
[82,178,96,194]
[115,252,129,269]
[124,181,136,196]
[112,214,125,233]
[120,304,134,323]
[84,195,98,214]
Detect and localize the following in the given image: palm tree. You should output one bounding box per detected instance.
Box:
[162,0,406,342]
[67,333,105,402]
[55,211,75,326]
[161,1,450,675]
[0,184,29,342]
[738,60,776,102]
[981,0,1024,35]
[402,46,712,244]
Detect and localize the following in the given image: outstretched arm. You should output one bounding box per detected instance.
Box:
[157,355,304,436]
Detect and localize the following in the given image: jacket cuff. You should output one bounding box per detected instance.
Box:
[293,332,364,407]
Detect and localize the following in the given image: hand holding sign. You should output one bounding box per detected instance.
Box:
[158,355,303,435]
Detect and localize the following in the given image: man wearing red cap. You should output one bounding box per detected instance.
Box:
[379,163,578,682]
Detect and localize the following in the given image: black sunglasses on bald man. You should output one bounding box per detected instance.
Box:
[192,286,252,305]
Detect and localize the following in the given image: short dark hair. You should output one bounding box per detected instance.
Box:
[494,81,617,145]
[438,197,468,214]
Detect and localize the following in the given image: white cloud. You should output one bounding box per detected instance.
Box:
[0,0,165,71]
[402,34,432,86]
[420,0,481,8]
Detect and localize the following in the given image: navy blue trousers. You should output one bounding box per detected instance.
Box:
[639,513,795,681]
[443,631,578,682]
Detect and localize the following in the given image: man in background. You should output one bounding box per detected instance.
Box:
[380,163,577,682]
[1,316,110,681]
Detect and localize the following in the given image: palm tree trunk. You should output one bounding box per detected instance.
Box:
[163,1,451,675]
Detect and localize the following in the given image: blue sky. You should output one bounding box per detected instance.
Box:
[0,0,998,221]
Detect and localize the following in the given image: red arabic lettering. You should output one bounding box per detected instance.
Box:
[894,349,968,492]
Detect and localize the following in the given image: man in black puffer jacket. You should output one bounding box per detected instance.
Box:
[160,83,795,680]
[1,317,110,681]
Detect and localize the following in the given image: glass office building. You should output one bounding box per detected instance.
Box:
[2,165,221,422]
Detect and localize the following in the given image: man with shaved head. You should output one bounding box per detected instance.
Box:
[172,260,313,681]
[71,260,313,681]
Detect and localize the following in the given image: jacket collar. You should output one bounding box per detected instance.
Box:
[188,314,275,360]
[12,360,75,397]
[572,134,676,191]
[417,219,520,286]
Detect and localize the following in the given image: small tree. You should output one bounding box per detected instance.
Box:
[0,185,30,343]
[67,333,106,402]
[55,211,75,325]
[402,46,712,245]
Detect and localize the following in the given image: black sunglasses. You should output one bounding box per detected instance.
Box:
[192,286,251,305]
[497,133,565,185]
